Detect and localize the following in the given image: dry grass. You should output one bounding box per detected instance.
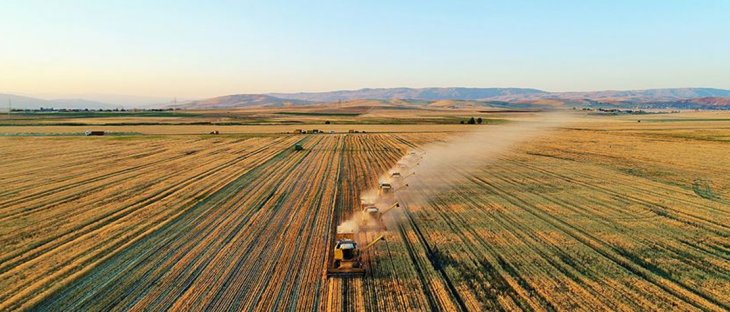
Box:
[0,124,473,135]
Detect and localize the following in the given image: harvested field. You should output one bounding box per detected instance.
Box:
[0,124,472,135]
[1,115,729,311]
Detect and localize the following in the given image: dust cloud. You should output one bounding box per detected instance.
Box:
[338,112,574,238]
[378,113,573,226]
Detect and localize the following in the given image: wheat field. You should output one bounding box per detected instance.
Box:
[1,114,728,311]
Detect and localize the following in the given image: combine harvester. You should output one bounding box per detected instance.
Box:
[378,182,392,195]
[390,171,415,181]
[327,150,423,278]
[360,202,400,230]
[327,225,385,277]
[378,181,409,199]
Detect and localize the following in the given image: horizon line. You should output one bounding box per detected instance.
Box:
[4,85,730,102]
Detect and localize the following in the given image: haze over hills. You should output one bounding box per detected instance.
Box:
[269,87,547,102]
[169,94,311,109]
[555,88,730,100]
[176,87,730,110]
[0,93,186,110]
[0,94,122,110]
[5,87,730,111]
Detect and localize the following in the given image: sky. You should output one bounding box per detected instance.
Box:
[1,0,729,100]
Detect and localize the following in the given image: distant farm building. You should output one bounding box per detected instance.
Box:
[84,130,105,136]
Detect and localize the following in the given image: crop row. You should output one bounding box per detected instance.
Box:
[2,126,728,311]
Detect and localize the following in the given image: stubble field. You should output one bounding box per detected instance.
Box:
[1,111,729,311]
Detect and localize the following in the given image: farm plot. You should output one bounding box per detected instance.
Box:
[1,121,729,311]
[2,133,426,311]
[0,135,301,310]
[341,126,730,311]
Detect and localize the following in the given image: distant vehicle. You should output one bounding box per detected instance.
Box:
[84,131,105,136]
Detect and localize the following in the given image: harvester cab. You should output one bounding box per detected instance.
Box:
[363,204,380,219]
[333,238,358,268]
[327,226,385,277]
[379,182,392,195]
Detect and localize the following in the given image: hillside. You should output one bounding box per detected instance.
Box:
[640,97,730,109]
[270,87,547,102]
[172,87,730,110]
[173,94,311,109]
[553,88,730,101]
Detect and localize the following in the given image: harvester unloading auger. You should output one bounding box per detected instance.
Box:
[327,226,385,277]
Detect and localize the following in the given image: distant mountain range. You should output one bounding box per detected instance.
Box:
[175,87,730,110]
[554,88,730,100]
[269,87,547,102]
[5,87,730,111]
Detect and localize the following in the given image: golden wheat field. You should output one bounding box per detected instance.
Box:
[1,112,729,311]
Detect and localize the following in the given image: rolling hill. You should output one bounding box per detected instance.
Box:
[554,88,730,101]
[269,87,547,102]
[172,94,311,109]
[173,87,730,110]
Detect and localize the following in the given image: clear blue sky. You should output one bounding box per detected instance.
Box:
[1,0,729,99]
